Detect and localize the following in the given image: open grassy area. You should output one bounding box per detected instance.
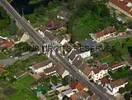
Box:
[99,53,115,64]
[109,38,132,60]
[9,75,38,100]
[109,67,132,79]
[96,38,132,64]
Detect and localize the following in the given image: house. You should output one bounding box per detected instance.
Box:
[58,86,77,100]
[0,65,6,76]
[72,55,84,68]
[29,60,56,76]
[91,64,108,82]
[88,94,100,100]
[70,90,89,100]
[56,34,71,46]
[80,40,98,52]
[92,27,116,42]
[111,62,126,71]
[55,63,69,78]
[109,0,132,20]
[98,76,111,86]
[80,64,93,79]
[57,9,69,20]
[104,79,128,96]
[46,20,65,30]
[78,51,91,59]
[0,38,14,50]
[70,82,89,100]
[68,49,91,63]
[42,29,55,41]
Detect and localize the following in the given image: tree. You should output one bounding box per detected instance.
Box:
[62,75,73,86]
[62,95,69,100]
[124,93,131,100]
[119,87,125,94]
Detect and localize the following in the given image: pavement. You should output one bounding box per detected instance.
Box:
[0,0,115,99]
[0,51,38,66]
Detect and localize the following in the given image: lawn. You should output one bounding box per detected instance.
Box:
[100,53,115,64]
[9,75,38,100]
[109,67,132,79]
[109,38,132,60]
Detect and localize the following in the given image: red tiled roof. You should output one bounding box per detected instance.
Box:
[111,79,127,88]
[32,60,51,69]
[109,0,132,16]
[70,82,85,91]
[96,27,116,38]
[93,64,108,74]
[70,90,88,100]
[111,62,124,69]
[46,20,64,30]
[81,64,92,76]
[100,76,110,86]
[0,65,6,75]
[0,39,14,49]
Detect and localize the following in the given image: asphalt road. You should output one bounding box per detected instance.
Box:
[0,0,115,99]
[0,52,38,66]
[49,50,114,100]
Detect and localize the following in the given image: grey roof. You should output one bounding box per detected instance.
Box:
[80,40,97,48]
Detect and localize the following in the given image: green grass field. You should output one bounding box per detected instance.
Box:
[9,75,38,100]
[109,67,132,79]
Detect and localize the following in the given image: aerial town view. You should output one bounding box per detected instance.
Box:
[0,0,132,100]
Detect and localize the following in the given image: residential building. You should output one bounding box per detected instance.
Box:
[91,65,108,82]
[72,55,84,68]
[68,49,91,64]
[80,64,93,79]
[109,0,132,20]
[91,27,116,42]
[80,40,98,52]
[29,60,56,76]
[70,90,89,100]
[104,79,128,96]
[0,38,14,49]
[0,65,6,76]
[55,63,69,78]
[111,62,126,71]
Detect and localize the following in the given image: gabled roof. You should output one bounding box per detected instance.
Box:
[72,55,84,68]
[32,60,52,69]
[81,64,92,76]
[111,62,125,69]
[110,79,127,88]
[0,39,14,49]
[46,20,64,30]
[92,64,108,74]
[96,27,116,38]
[70,82,85,91]
[0,65,6,75]
[70,90,88,100]
[44,66,56,74]
[68,49,78,61]
[55,63,65,76]
[109,0,132,16]
[100,76,111,86]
